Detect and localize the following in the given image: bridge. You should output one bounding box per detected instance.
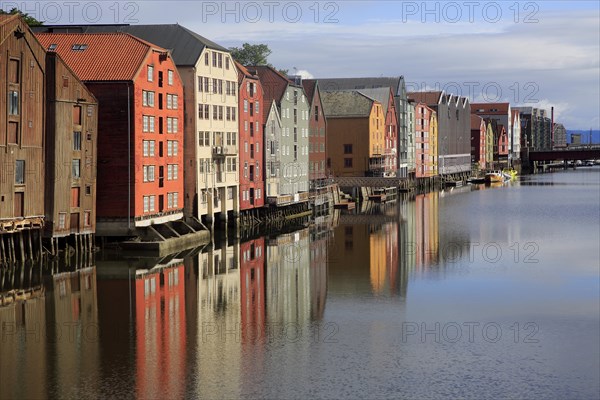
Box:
[529,146,600,162]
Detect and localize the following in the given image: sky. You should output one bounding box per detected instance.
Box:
[5,0,600,130]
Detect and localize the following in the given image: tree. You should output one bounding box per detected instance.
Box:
[229,42,289,76]
[229,43,271,66]
[0,8,43,26]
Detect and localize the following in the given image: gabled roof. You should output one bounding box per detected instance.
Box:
[511,109,520,124]
[302,80,317,104]
[36,32,163,81]
[310,77,403,96]
[407,91,443,106]
[33,24,228,66]
[250,65,295,122]
[235,61,258,84]
[356,88,393,114]
[321,90,375,118]
[471,114,485,130]
[471,102,510,115]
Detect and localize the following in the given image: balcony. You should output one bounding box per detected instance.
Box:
[212,146,237,157]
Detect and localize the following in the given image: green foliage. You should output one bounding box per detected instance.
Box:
[0,8,43,26]
[229,42,289,76]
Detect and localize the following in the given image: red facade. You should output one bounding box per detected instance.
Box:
[236,62,265,210]
[303,81,328,183]
[36,34,185,232]
[471,114,486,169]
[498,124,509,156]
[415,103,434,178]
[240,238,265,342]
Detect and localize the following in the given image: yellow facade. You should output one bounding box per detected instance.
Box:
[369,103,386,157]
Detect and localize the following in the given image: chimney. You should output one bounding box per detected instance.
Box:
[551,106,555,148]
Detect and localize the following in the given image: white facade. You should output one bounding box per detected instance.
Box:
[184,48,239,224]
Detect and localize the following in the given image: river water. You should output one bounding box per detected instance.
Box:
[1,168,599,399]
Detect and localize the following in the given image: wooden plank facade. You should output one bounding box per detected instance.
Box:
[0,15,45,235]
[44,51,98,238]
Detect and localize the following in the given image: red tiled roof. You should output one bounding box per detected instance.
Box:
[471,102,510,115]
[302,80,317,103]
[251,65,293,122]
[235,60,252,84]
[471,114,484,130]
[35,32,167,81]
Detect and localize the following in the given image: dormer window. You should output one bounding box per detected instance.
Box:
[71,44,88,51]
[48,44,58,51]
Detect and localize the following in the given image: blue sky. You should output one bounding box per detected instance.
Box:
[6,1,600,129]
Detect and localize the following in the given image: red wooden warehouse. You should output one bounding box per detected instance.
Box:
[236,61,265,212]
[36,33,185,236]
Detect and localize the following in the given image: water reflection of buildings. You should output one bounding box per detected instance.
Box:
[415,192,440,270]
[0,262,99,399]
[328,203,405,297]
[96,253,190,399]
[266,228,312,324]
[194,239,242,398]
[134,260,186,399]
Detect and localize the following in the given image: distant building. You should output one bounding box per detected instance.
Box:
[415,103,438,178]
[471,115,487,170]
[302,80,328,187]
[321,91,385,177]
[511,110,522,157]
[553,123,567,148]
[36,33,185,236]
[312,77,411,178]
[408,91,471,175]
[513,107,552,151]
[571,133,582,145]
[357,88,398,177]
[471,103,515,163]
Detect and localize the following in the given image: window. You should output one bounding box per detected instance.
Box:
[85,185,92,195]
[244,100,248,113]
[218,106,223,121]
[15,160,25,184]
[226,57,230,70]
[9,59,19,83]
[8,91,19,115]
[71,187,80,207]
[143,91,155,107]
[167,140,178,156]
[58,213,67,229]
[343,144,353,154]
[167,94,173,109]
[167,164,178,180]
[199,131,210,146]
[168,70,174,85]
[84,211,91,227]
[205,52,209,66]
[143,165,155,182]
[72,159,81,179]
[143,196,156,213]
[8,122,18,144]
[147,65,154,82]
[143,116,149,132]
[73,131,82,151]
[344,158,353,168]
[232,107,236,121]
[143,140,155,157]
[218,79,223,94]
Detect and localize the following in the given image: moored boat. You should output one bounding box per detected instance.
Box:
[485,171,504,183]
